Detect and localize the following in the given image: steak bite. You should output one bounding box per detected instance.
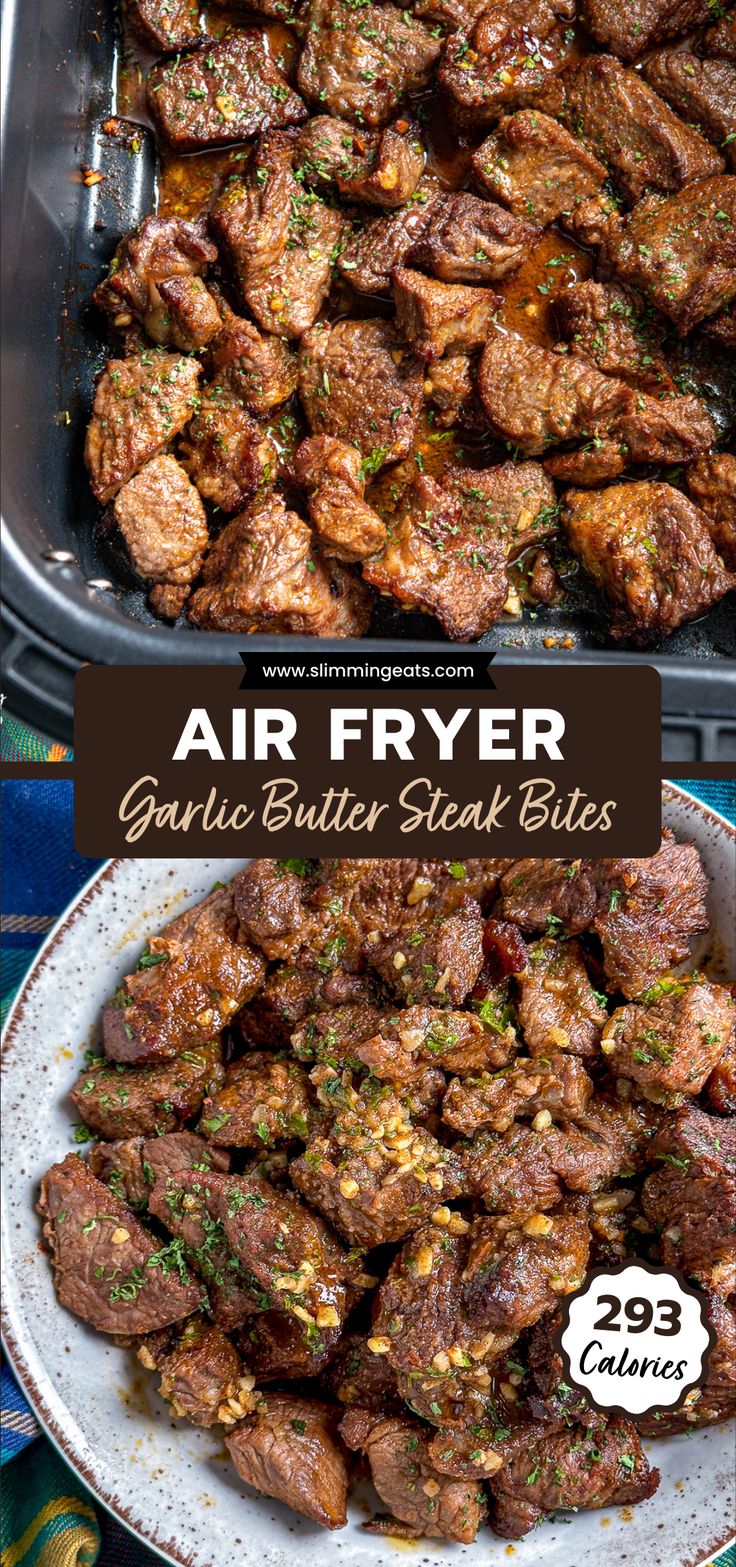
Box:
[370,905,485,1007]
[84,350,201,504]
[462,1207,590,1333]
[102,887,265,1065]
[596,175,736,335]
[93,216,220,351]
[178,385,276,513]
[582,0,713,62]
[340,1409,487,1541]
[238,1304,341,1381]
[297,0,441,128]
[592,836,711,998]
[198,1052,320,1147]
[422,352,486,431]
[112,454,209,621]
[146,32,306,153]
[556,280,676,396]
[488,1416,659,1537]
[204,315,298,416]
[471,110,607,227]
[226,1395,350,1529]
[139,1316,256,1427]
[439,12,575,132]
[406,192,538,284]
[686,452,736,568]
[540,55,723,205]
[147,1171,264,1329]
[459,1096,659,1209]
[298,318,424,469]
[71,1041,224,1140]
[562,482,734,644]
[637,1289,736,1434]
[477,332,632,459]
[705,1024,736,1114]
[641,1104,736,1293]
[517,938,607,1057]
[600,980,735,1101]
[321,1332,402,1412]
[124,0,200,53]
[209,132,345,341]
[392,265,501,362]
[89,1129,229,1209]
[296,116,426,208]
[499,857,598,934]
[442,1053,594,1134]
[38,1154,202,1334]
[338,188,441,296]
[233,857,317,962]
[356,1004,515,1084]
[706,7,736,58]
[643,51,736,169]
[293,437,387,562]
[215,1170,355,1331]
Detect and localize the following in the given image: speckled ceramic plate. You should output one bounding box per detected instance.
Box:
[2,791,735,1567]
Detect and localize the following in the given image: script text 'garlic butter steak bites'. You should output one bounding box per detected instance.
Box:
[79,0,735,643]
[38,850,736,1540]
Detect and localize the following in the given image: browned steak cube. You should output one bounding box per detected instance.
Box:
[227,1395,349,1528]
[296,116,426,208]
[216,1170,355,1330]
[204,315,298,415]
[209,131,344,340]
[320,1332,402,1412]
[199,1052,320,1147]
[112,454,209,621]
[178,385,276,513]
[147,32,306,152]
[340,1409,487,1541]
[556,280,676,395]
[71,1041,224,1140]
[89,1137,148,1208]
[471,110,606,227]
[93,217,219,350]
[371,906,485,1007]
[406,192,538,283]
[238,1304,341,1381]
[582,0,714,62]
[356,1004,514,1085]
[706,7,736,58]
[591,836,711,997]
[562,481,734,643]
[125,0,200,52]
[462,1206,590,1332]
[636,1290,736,1434]
[418,0,575,31]
[234,859,317,961]
[643,51,736,169]
[641,1105,736,1293]
[298,318,424,469]
[290,1002,396,1069]
[422,352,487,431]
[499,857,599,934]
[393,266,501,361]
[297,0,440,127]
[90,1130,229,1209]
[488,1416,659,1537]
[478,331,633,458]
[147,1171,264,1328]
[601,980,735,1100]
[439,12,575,132]
[338,186,441,295]
[597,175,736,335]
[293,437,387,562]
[686,452,736,568]
[38,1154,202,1334]
[102,887,265,1064]
[705,1028,736,1113]
[443,1053,594,1135]
[541,55,723,203]
[140,1316,254,1427]
[517,938,607,1057]
[85,350,201,503]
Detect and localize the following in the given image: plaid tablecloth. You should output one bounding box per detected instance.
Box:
[2,776,734,1567]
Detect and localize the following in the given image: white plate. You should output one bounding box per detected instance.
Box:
[2,790,735,1567]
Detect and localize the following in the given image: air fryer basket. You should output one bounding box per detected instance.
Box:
[2,0,735,752]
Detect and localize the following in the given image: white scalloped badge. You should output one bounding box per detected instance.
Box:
[558,1261,716,1418]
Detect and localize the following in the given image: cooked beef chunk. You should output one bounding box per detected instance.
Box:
[601,980,734,1101]
[298,318,424,467]
[209,132,345,341]
[187,493,369,636]
[139,1316,254,1427]
[556,280,676,395]
[338,187,441,295]
[89,1137,149,1209]
[641,1104,736,1293]
[234,859,317,961]
[237,966,356,1049]
[93,217,219,351]
[443,1053,594,1134]
[102,887,265,1065]
[527,1308,596,1425]
[422,352,486,431]
[686,452,736,567]
[582,0,713,62]
[701,296,736,345]
[541,55,723,204]
[643,52,736,169]
[204,316,298,416]
[562,481,734,643]
[178,385,275,513]
[238,1305,340,1380]
[227,1395,349,1528]
[407,193,538,283]
[293,437,387,561]
[148,1171,263,1329]
[90,1129,229,1208]
[636,1290,736,1434]
[125,0,200,52]
[297,0,440,128]
[321,1333,402,1411]
[371,906,484,1007]
[471,110,606,227]
[38,1155,202,1334]
[70,1040,225,1140]
[393,266,501,362]
[706,7,736,58]
[439,12,575,132]
[478,331,632,458]
[199,1052,320,1147]
[488,1416,659,1536]
[356,1004,515,1085]
[459,1096,657,1208]
[705,1017,736,1113]
[85,350,201,503]
[462,1207,590,1332]
[517,938,607,1057]
[591,836,711,997]
[291,1082,464,1246]
[216,1170,355,1330]
[147,33,306,152]
[596,176,736,335]
[112,455,209,621]
[499,857,599,934]
[296,116,425,208]
[340,1409,487,1541]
